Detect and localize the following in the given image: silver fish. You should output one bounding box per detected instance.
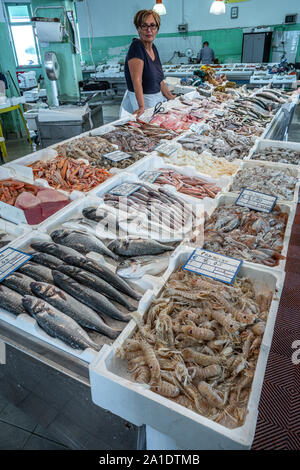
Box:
[63,254,141,301]
[116,255,170,279]
[30,282,120,339]
[18,262,54,284]
[52,270,131,322]
[108,238,174,257]
[22,295,101,351]
[58,265,135,311]
[2,272,34,296]
[31,241,84,263]
[31,252,65,270]
[0,285,28,315]
[50,229,117,260]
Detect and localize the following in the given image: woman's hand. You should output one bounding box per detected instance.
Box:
[134,107,145,118]
[166,93,176,100]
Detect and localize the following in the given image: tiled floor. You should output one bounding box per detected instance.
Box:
[0,393,68,450]
[1,103,121,163]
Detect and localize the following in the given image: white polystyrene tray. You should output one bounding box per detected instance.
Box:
[0,166,72,229]
[201,193,297,272]
[247,139,300,168]
[121,153,232,213]
[39,194,175,295]
[89,171,205,243]
[0,231,98,363]
[89,247,284,450]
[0,218,32,248]
[2,144,120,199]
[228,160,300,204]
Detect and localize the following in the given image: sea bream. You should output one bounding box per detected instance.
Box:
[0,285,28,315]
[50,228,117,260]
[22,295,101,351]
[30,282,120,339]
[52,270,131,322]
[18,262,54,284]
[63,254,141,301]
[58,265,135,311]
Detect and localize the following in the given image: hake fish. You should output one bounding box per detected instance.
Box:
[58,265,135,311]
[2,272,34,296]
[63,254,141,301]
[30,282,120,339]
[52,270,131,322]
[107,238,174,257]
[22,295,101,351]
[0,285,28,315]
[18,262,54,284]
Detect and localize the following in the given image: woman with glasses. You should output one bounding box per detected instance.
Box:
[120,9,175,118]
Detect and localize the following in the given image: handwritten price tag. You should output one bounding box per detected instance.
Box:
[103,150,131,162]
[183,248,242,285]
[109,183,141,197]
[139,170,162,184]
[155,143,178,157]
[0,248,32,282]
[235,189,277,213]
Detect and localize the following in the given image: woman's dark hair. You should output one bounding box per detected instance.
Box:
[134,9,161,30]
[203,41,209,46]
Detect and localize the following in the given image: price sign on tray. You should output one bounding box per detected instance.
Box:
[103,150,131,162]
[183,248,242,285]
[155,143,178,157]
[0,248,32,282]
[109,183,141,197]
[235,189,277,213]
[139,170,162,184]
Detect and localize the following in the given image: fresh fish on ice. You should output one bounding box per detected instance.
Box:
[108,238,174,257]
[116,255,170,279]
[30,282,120,339]
[52,270,131,322]
[58,265,135,311]
[0,285,28,315]
[22,295,101,351]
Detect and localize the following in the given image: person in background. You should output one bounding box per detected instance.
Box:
[120,9,175,118]
[197,41,215,65]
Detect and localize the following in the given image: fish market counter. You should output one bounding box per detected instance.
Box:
[0,321,142,450]
[0,84,299,451]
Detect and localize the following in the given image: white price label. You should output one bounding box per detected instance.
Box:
[189,123,205,135]
[109,183,141,197]
[0,247,33,282]
[183,248,242,285]
[155,143,178,157]
[103,150,131,162]
[139,170,162,184]
[235,189,277,213]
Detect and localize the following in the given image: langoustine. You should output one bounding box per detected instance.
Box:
[120,268,273,428]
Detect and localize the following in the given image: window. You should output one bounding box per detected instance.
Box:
[5,3,40,67]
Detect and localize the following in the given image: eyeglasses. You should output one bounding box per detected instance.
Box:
[140,23,158,31]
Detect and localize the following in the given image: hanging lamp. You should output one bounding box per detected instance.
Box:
[210,0,226,15]
[153,0,167,16]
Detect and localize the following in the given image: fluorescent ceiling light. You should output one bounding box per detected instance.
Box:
[210,0,226,15]
[153,1,166,16]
